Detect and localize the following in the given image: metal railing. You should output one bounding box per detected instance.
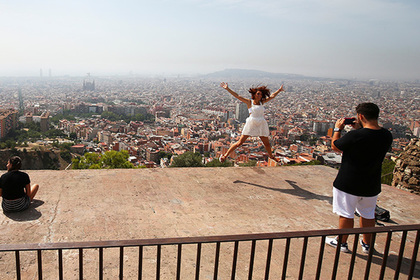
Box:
[0,224,419,280]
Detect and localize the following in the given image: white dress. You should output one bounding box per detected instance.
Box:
[241,102,270,137]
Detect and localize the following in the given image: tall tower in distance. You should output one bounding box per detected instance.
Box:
[18,88,24,115]
[40,68,43,78]
[83,73,95,91]
[235,102,248,123]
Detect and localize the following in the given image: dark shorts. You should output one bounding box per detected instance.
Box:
[2,195,30,213]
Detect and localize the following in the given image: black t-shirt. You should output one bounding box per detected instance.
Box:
[0,170,30,200]
[333,128,393,197]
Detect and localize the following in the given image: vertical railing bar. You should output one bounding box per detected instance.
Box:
[315,236,326,280]
[264,239,274,280]
[281,238,291,280]
[331,235,342,280]
[248,240,256,280]
[298,237,308,280]
[213,242,221,280]
[15,250,21,280]
[138,246,143,280]
[37,249,43,280]
[79,248,83,280]
[348,233,359,280]
[176,244,182,280]
[379,231,392,280]
[363,233,376,280]
[119,246,124,280]
[394,231,407,280]
[156,245,161,280]
[231,241,239,280]
[58,249,63,280]
[408,230,420,280]
[195,243,202,280]
[99,248,104,280]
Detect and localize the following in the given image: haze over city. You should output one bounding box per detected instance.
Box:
[1,0,420,80]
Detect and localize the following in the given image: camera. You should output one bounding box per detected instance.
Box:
[344,117,356,125]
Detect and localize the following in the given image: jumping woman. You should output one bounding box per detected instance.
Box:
[219,82,285,163]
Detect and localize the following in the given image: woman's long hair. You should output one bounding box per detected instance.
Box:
[249,86,270,102]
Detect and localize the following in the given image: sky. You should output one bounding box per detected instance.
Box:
[1,0,420,80]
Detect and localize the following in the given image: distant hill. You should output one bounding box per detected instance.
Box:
[203,69,312,79]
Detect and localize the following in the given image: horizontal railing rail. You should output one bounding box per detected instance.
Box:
[1,224,419,280]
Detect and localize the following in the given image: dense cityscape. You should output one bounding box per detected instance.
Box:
[0,70,419,169]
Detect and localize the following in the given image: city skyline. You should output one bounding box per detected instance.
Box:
[1,0,420,80]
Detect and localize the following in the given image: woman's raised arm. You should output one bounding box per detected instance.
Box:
[262,84,284,104]
[220,82,251,105]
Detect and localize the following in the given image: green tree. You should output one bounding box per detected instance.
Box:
[72,150,134,169]
[101,150,134,169]
[170,152,204,167]
[60,150,72,161]
[381,158,395,185]
[72,153,101,169]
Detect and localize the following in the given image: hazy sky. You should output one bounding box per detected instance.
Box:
[1,0,419,80]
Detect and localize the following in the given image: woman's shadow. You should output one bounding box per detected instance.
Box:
[3,199,44,221]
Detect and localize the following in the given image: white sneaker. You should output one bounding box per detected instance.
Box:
[360,239,370,253]
[325,236,350,253]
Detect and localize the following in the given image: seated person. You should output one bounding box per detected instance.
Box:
[0,156,39,212]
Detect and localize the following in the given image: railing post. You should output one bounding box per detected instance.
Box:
[119,246,124,280]
[298,237,308,280]
[231,241,239,280]
[37,249,42,280]
[99,248,103,280]
[315,236,326,280]
[331,235,343,280]
[264,239,274,280]
[348,233,359,280]
[138,246,143,280]
[282,238,291,280]
[394,231,408,279]
[79,248,83,280]
[379,231,392,279]
[15,251,21,280]
[176,244,182,280]
[195,243,202,280]
[58,249,63,280]
[156,244,161,280]
[213,242,221,280]
[408,230,420,280]
[248,240,256,280]
[364,233,376,280]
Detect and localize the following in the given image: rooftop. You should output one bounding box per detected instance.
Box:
[1,166,419,278]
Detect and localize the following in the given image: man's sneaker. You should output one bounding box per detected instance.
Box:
[325,237,350,253]
[360,239,370,253]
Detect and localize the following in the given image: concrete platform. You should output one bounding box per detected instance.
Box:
[0,166,419,279]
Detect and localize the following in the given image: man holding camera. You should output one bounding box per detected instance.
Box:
[326,102,393,253]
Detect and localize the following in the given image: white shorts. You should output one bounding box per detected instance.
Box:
[333,187,378,219]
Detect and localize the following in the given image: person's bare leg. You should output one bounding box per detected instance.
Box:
[260,136,277,161]
[220,135,249,162]
[27,184,39,201]
[360,217,375,244]
[338,216,354,243]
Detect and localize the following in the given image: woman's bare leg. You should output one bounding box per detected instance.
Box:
[27,184,39,201]
[260,136,277,161]
[220,135,249,162]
